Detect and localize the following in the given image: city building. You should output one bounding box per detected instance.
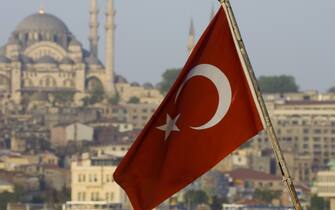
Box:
[43,165,70,191]
[222,204,294,210]
[51,122,94,146]
[7,203,60,210]
[1,154,30,171]
[225,168,310,207]
[104,103,157,129]
[0,179,14,193]
[70,153,127,207]
[115,81,164,105]
[62,202,122,210]
[315,160,335,209]
[252,97,335,173]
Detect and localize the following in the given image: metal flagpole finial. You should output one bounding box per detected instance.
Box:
[39,0,46,14]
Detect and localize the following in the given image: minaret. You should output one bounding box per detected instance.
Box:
[187,18,195,54]
[89,0,99,57]
[105,0,116,93]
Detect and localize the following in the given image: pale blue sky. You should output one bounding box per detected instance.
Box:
[1,0,335,91]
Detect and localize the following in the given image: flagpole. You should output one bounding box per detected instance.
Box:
[218,0,303,209]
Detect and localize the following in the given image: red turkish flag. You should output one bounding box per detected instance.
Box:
[114,6,264,210]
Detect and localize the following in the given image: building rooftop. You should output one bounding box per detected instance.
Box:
[226,168,281,181]
[15,13,70,35]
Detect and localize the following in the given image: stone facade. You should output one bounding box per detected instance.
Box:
[71,153,126,205]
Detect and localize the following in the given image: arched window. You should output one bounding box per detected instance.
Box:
[34,32,40,41]
[22,79,33,87]
[86,77,103,92]
[63,79,75,88]
[40,76,57,87]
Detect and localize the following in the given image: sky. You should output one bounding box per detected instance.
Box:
[0,0,335,91]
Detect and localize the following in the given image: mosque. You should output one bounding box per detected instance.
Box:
[0,0,205,106]
[0,0,117,104]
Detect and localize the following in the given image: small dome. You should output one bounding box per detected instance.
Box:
[69,39,82,46]
[86,55,102,66]
[20,55,33,64]
[130,82,140,87]
[0,46,6,56]
[143,82,154,89]
[36,56,58,64]
[115,75,128,84]
[15,13,70,35]
[155,83,162,89]
[60,57,74,65]
[0,56,11,64]
[7,37,20,46]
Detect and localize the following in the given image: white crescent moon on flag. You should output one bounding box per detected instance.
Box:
[175,64,232,130]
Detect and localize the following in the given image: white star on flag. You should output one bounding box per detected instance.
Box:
[156,114,181,141]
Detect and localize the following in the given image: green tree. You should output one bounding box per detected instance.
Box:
[254,189,282,203]
[0,186,25,210]
[108,93,120,105]
[258,75,299,93]
[184,190,209,210]
[81,86,105,106]
[210,196,223,210]
[158,68,181,94]
[53,91,74,106]
[128,96,140,104]
[309,195,329,210]
[89,86,105,104]
[328,86,335,93]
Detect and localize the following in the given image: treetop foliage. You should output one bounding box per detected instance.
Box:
[258,75,299,94]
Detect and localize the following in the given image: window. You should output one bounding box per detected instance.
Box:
[314,137,321,142]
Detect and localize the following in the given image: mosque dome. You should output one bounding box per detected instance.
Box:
[60,57,75,65]
[0,56,11,64]
[0,46,6,56]
[7,37,20,46]
[15,13,70,35]
[130,82,140,87]
[69,39,82,46]
[86,55,102,66]
[20,55,33,64]
[143,82,154,89]
[115,75,128,84]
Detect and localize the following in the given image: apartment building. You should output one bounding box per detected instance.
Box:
[253,97,335,174]
[70,153,126,206]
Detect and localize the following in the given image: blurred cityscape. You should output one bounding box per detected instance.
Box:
[0,1,334,210]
